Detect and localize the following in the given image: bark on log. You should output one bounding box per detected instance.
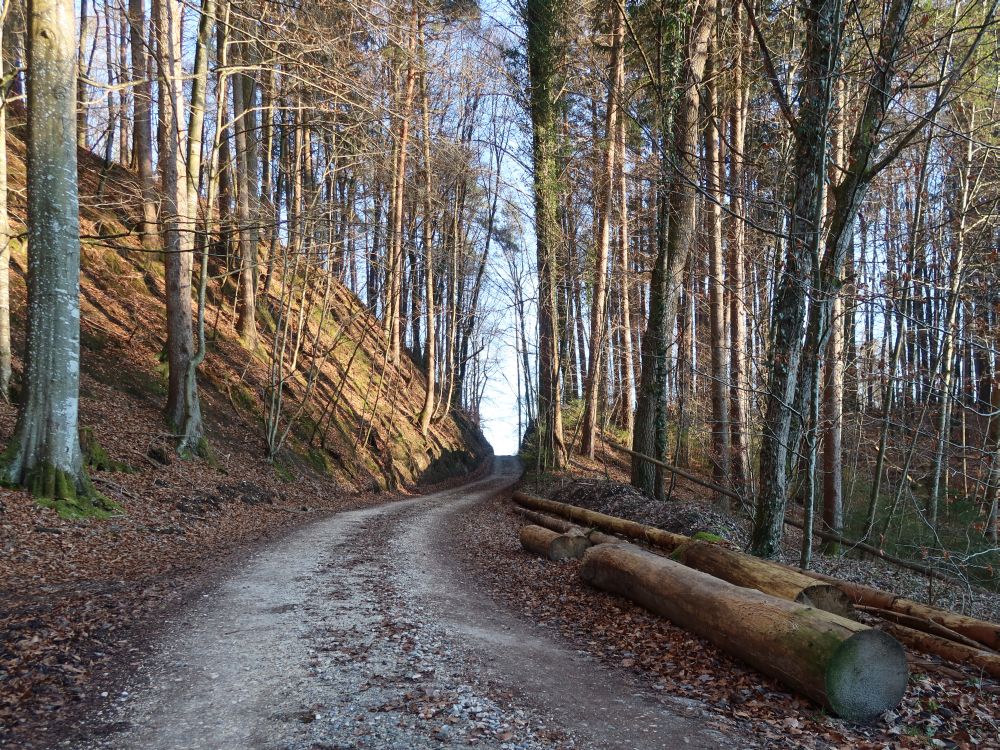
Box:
[798,569,999,653]
[856,605,993,653]
[519,524,591,560]
[512,491,689,550]
[881,622,1000,679]
[673,540,855,618]
[580,542,908,720]
[516,508,620,545]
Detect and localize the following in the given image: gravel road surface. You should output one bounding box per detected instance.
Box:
[76,457,737,750]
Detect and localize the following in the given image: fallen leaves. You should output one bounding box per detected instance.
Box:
[460,497,1000,750]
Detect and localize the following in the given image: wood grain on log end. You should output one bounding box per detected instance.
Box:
[824,629,908,722]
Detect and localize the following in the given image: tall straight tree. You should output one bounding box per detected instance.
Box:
[749,0,840,557]
[525,0,567,469]
[0,0,12,398]
[154,0,203,454]
[704,22,730,495]
[127,0,157,252]
[632,0,716,497]
[580,0,624,459]
[1,0,102,506]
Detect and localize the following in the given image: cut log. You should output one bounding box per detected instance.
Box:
[519,524,590,560]
[580,542,908,721]
[673,540,855,618]
[798,569,1000,653]
[518,508,576,533]
[512,491,689,550]
[855,605,993,652]
[516,508,621,545]
[880,622,1000,679]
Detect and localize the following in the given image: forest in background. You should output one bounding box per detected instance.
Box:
[517,0,1000,582]
[0,0,996,579]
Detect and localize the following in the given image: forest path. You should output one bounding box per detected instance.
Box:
[80,457,733,750]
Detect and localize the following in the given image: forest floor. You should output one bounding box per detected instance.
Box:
[500,442,999,749]
[4,444,998,749]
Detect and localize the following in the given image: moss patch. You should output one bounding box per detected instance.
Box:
[25,462,123,519]
[81,427,134,473]
[692,531,724,543]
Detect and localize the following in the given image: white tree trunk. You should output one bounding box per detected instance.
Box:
[2,0,103,508]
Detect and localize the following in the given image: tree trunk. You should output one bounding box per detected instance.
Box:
[704,26,730,496]
[232,36,259,349]
[751,0,840,557]
[821,291,844,552]
[727,0,750,491]
[632,0,715,497]
[616,100,634,439]
[580,543,908,721]
[154,0,203,454]
[0,1,12,398]
[1,0,105,509]
[127,0,157,252]
[76,0,88,148]
[580,0,623,459]
[798,569,1000,652]
[880,622,1000,680]
[672,539,854,617]
[513,491,689,550]
[418,18,435,436]
[519,524,591,561]
[516,508,620,545]
[524,0,567,469]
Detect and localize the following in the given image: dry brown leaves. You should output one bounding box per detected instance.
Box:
[459,497,1000,750]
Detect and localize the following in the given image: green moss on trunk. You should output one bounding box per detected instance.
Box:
[27,462,122,519]
[81,427,134,472]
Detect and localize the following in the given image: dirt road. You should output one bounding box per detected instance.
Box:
[77,457,736,749]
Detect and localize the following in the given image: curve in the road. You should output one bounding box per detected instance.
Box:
[79,457,736,750]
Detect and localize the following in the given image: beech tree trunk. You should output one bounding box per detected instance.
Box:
[581,543,908,720]
[1,0,101,507]
[232,15,259,349]
[154,0,203,454]
[127,0,157,252]
[417,22,435,437]
[0,2,12,398]
[580,0,623,459]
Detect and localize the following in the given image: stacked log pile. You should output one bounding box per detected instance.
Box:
[510,490,1000,715]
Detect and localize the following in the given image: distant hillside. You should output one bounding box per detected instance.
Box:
[0,109,491,493]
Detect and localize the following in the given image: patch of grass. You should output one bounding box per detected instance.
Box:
[842,471,1000,590]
